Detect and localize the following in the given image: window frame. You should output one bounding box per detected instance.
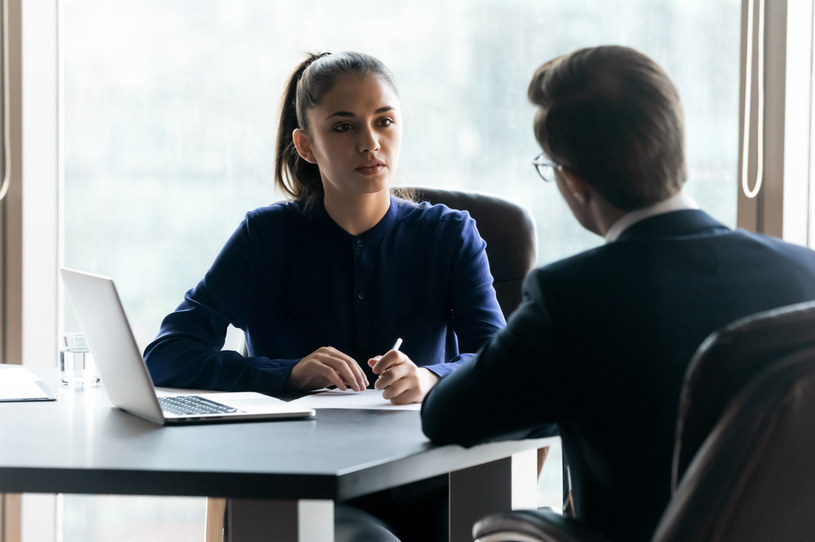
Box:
[10,1,815,540]
[737,0,814,245]
[1,0,25,537]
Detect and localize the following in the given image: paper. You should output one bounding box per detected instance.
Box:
[0,365,55,402]
[288,389,421,411]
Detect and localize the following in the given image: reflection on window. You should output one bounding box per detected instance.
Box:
[61,0,740,539]
[59,495,204,542]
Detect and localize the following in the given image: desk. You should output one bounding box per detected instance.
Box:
[0,370,552,541]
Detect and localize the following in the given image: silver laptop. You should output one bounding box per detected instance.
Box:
[60,268,315,425]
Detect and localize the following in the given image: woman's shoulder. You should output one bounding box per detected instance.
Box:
[394,195,473,227]
[234,201,314,244]
[244,199,308,224]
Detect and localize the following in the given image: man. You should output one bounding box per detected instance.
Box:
[421,45,815,541]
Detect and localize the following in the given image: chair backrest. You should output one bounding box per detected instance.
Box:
[401,186,537,319]
[470,302,815,542]
[671,300,815,489]
[654,346,815,542]
[471,329,815,542]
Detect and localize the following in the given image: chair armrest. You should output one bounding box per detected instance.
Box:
[473,508,609,542]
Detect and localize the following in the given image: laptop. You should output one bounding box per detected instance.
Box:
[60,267,315,425]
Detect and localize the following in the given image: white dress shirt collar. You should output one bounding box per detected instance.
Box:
[604,192,699,243]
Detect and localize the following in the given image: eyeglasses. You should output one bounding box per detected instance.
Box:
[532,153,562,183]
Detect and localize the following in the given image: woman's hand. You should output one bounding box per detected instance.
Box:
[287,347,368,392]
[368,350,439,404]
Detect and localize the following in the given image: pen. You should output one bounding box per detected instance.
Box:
[391,337,403,352]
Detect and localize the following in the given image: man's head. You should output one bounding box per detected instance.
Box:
[528,46,686,211]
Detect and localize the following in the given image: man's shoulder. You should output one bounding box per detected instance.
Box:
[531,243,618,279]
[526,219,815,291]
[736,227,815,253]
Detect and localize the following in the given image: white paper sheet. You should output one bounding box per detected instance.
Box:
[287,388,421,411]
[0,366,55,402]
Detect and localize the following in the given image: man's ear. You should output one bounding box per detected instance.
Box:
[292,128,317,164]
[560,168,591,204]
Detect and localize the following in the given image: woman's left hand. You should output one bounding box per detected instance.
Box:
[368,350,439,405]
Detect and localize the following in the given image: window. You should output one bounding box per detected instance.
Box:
[737,0,815,244]
[21,0,742,539]
[61,0,741,351]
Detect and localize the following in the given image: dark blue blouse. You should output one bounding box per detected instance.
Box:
[144,196,506,395]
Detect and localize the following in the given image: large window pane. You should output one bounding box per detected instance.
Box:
[60,0,740,539]
[64,0,740,346]
[58,495,204,542]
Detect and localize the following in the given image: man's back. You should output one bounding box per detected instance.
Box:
[422,208,815,540]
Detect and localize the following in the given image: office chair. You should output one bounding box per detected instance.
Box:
[472,300,815,542]
[671,299,815,488]
[398,186,537,320]
[207,187,538,542]
[404,186,557,497]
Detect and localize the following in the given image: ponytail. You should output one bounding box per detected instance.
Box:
[274,52,325,207]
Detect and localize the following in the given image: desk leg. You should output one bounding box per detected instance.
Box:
[1,494,22,542]
[448,449,538,542]
[227,499,333,542]
[206,497,227,542]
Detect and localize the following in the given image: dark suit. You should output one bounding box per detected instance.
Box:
[422,209,815,541]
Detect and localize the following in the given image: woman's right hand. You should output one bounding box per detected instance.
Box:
[286,346,368,392]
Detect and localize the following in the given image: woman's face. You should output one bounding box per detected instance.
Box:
[295,73,402,201]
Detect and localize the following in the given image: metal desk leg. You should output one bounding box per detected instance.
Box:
[448,448,538,542]
[227,499,333,542]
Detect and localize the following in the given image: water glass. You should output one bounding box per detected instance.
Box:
[59,332,100,389]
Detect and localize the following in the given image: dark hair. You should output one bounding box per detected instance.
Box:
[274,51,398,208]
[528,46,686,210]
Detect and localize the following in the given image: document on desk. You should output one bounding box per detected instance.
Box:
[0,365,56,402]
[288,389,421,411]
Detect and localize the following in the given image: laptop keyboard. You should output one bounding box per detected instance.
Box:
[158,395,238,416]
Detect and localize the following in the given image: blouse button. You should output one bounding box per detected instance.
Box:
[358,292,366,300]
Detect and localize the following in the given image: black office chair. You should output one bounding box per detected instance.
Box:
[671,300,815,488]
[398,186,537,320]
[472,300,815,542]
[404,185,560,485]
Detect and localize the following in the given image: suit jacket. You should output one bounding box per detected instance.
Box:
[422,209,815,541]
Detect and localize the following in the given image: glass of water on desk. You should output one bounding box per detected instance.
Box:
[59,332,100,389]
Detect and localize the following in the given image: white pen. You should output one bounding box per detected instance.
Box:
[374,338,402,384]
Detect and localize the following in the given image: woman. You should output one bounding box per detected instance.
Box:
[146,50,504,541]
[144,51,504,407]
